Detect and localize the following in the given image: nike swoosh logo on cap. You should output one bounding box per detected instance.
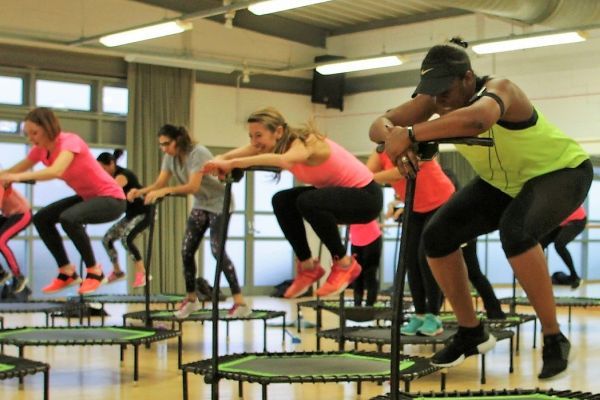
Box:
[421,67,434,75]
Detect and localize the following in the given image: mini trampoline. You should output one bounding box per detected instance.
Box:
[182,351,438,400]
[0,354,49,400]
[500,296,600,323]
[0,300,79,327]
[371,388,600,399]
[318,327,514,385]
[66,293,186,326]
[0,326,181,382]
[123,308,286,355]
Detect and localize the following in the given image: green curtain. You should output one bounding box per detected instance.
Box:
[126,63,194,294]
[438,150,476,187]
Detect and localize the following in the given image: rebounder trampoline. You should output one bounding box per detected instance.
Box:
[123,308,286,355]
[66,294,186,326]
[0,326,181,382]
[0,354,49,400]
[182,351,438,400]
[0,300,79,327]
[372,388,600,399]
[500,296,600,324]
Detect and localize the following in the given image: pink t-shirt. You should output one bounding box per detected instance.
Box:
[27,132,125,201]
[349,220,381,247]
[0,184,30,216]
[289,139,373,188]
[561,206,586,226]
[379,152,454,213]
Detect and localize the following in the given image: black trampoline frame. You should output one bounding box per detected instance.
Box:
[500,295,600,324]
[0,325,181,382]
[0,300,81,327]
[0,354,49,400]
[371,388,600,399]
[122,308,286,357]
[182,351,439,400]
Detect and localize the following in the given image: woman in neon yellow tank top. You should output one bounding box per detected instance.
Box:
[370,37,592,381]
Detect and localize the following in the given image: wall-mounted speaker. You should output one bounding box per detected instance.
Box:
[311,55,345,111]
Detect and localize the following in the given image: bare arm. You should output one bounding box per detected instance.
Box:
[369,96,437,143]
[1,151,74,182]
[216,144,260,160]
[127,170,171,201]
[144,169,203,204]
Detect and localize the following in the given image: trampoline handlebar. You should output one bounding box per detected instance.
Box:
[375,136,494,153]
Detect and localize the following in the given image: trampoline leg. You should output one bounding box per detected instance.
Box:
[120,345,125,362]
[509,336,514,373]
[296,305,301,333]
[182,371,188,400]
[178,335,183,368]
[101,305,106,327]
[404,379,410,392]
[226,321,230,342]
[516,325,521,354]
[262,384,267,400]
[44,368,49,400]
[357,380,362,395]
[568,306,572,324]
[480,354,486,384]
[45,313,49,327]
[282,315,286,346]
[18,346,24,385]
[134,344,139,382]
[440,369,446,391]
[263,320,267,352]
[238,381,243,398]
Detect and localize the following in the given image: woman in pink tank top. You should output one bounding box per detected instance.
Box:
[205,107,382,298]
[0,108,126,296]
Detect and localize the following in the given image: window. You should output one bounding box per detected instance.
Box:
[102,86,128,115]
[36,80,91,111]
[0,119,19,134]
[0,76,23,105]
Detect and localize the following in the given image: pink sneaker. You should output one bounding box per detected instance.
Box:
[78,267,106,295]
[133,272,151,288]
[316,257,362,297]
[42,272,81,294]
[283,261,325,299]
[107,271,126,284]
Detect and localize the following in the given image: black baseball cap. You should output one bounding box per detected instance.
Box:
[412,60,470,97]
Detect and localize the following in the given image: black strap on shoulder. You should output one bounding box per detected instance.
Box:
[468,86,505,117]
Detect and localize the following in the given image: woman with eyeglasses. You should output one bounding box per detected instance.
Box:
[0,107,126,295]
[127,124,249,319]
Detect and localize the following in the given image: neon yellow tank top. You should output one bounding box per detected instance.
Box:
[454,109,589,197]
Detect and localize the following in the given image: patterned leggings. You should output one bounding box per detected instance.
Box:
[182,208,241,294]
[102,213,152,263]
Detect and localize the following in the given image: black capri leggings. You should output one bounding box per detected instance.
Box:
[351,235,382,306]
[423,160,593,259]
[33,195,126,268]
[272,180,383,261]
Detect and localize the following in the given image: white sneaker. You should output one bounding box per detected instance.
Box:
[174,298,202,318]
[226,304,252,318]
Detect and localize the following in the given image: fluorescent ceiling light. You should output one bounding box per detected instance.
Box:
[124,54,236,74]
[316,56,402,75]
[472,31,585,55]
[249,0,332,15]
[99,20,192,47]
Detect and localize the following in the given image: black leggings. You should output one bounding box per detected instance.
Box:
[351,236,382,306]
[539,218,587,278]
[181,208,241,294]
[405,208,443,315]
[424,160,593,259]
[272,181,382,261]
[33,195,126,268]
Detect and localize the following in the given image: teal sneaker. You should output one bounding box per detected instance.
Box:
[401,315,424,336]
[418,313,443,336]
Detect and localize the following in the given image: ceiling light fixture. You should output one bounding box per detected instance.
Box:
[316,55,402,75]
[248,0,332,15]
[472,31,586,55]
[99,20,192,47]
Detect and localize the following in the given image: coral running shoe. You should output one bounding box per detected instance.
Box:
[78,268,106,295]
[316,257,362,297]
[283,261,325,299]
[42,272,81,294]
[133,272,151,288]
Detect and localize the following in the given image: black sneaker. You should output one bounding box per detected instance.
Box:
[538,332,570,379]
[0,270,9,286]
[12,275,29,294]
[430,324,496,367]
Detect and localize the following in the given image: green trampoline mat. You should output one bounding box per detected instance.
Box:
[219,353,413,378]
[0,363,16,372]
[0,327,156,341]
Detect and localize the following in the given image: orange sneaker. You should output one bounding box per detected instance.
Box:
[78,268,106,295]
[133,272,151,288]
[42,272,81,294]
[316,257,362,297]
[283,261,325,299]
